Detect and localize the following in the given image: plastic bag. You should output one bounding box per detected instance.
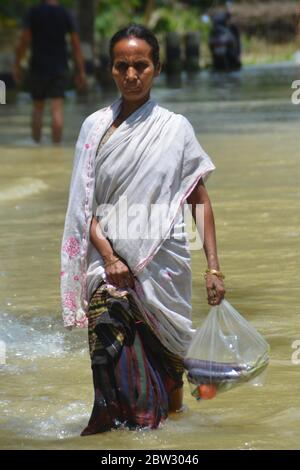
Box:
[184,299,270,401]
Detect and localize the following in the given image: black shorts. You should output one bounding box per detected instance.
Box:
[29,73,68,100]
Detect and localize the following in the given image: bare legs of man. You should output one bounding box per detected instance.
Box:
[32,98,64,144]
[32,100,44,143]
[50,98,64,144]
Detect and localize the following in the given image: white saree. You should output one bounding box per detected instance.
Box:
[61,97,215,357]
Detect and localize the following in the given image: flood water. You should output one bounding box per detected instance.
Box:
[0,63,300,450]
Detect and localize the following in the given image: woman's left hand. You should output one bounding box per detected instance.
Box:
[206,274,226,306]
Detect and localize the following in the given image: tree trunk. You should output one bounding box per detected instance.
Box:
[77,0,99,76]
[77,0,96,46]
[144,0,156,26]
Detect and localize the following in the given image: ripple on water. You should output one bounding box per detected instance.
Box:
[0,312,87,364]
[0,401,90,441]
[0,177,48,202]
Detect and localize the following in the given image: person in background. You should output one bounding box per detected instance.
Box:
[225,1,241,66]
[13,0,87,144]
[209,10,241,71]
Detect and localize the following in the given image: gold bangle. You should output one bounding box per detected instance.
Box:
[104,257,120,268]
[204,269,225,280]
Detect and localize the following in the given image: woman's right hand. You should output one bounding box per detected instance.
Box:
[104,257,135,289]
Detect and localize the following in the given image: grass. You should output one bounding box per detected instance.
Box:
[241,36,298,65]
[198,35,298,69]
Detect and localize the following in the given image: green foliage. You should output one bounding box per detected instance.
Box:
[151,5,201,34]
[181,0,223,10]
[95,1,212,38]
[95,0,144,38]
[150,2,210,37]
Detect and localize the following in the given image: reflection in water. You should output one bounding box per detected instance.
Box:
[165,71,183,89]
[0,64,300,449]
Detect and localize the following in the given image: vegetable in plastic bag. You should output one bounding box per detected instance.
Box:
[184,299,270,400]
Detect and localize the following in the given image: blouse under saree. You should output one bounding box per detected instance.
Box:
[61,97,216,358]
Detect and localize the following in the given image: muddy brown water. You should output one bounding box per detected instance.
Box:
[0,64,299,449]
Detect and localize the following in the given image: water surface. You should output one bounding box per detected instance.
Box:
[0,63,299,449]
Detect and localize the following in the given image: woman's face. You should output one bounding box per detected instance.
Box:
[111,37,160,103]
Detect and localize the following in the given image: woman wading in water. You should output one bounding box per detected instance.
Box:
[61,24,225,435]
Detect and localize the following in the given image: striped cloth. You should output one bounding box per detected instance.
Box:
[81,281,184,435]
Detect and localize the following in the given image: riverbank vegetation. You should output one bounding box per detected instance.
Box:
[0,0,299,66]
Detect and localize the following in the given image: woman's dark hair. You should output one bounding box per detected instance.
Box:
[109,24,160,68]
